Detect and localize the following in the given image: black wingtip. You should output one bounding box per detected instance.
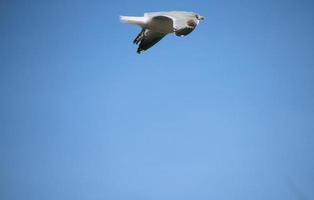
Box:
[133,29,145,44]
[133,38,139,44]
[137,48,144,54]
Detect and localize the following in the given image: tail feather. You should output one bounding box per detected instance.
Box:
[120,16,146,26]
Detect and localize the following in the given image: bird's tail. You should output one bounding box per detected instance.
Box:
[120,16,146,27]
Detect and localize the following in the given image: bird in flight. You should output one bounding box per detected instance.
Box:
[120,11,205,54]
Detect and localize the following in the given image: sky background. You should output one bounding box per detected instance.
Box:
[1,0,314,199]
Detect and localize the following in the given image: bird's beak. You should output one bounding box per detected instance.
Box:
[199,15,205,20]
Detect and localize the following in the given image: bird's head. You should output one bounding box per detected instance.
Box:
[196,14,205,21]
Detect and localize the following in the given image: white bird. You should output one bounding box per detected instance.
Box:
[120,11,205,53]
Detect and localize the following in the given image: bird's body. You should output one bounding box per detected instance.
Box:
[120,11,204,53]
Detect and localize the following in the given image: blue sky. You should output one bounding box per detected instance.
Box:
[1,0,314,199]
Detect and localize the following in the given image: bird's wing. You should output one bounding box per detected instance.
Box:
[134,29,167,53]
[162,13,198,37]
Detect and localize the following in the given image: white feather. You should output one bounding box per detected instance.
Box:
[120,16,147,27]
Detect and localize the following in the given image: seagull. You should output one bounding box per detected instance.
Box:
[120,11,205,54]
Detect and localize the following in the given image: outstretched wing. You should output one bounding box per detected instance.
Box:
[174,19,198,37]
[162,13,198,37]
[133,29,167,54]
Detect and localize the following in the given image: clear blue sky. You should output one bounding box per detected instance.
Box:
[1,0,314,199]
